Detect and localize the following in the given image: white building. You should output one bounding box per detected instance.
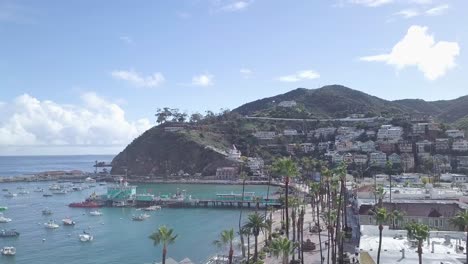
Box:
[416,140,432,153]
[359,140,376,152]
[332,153,344,164]
[370,151,387,167]
[283,129,298,136]
[435,138,450,151]
[253,131,276,140]
[314,127,336,139]
[278,100,297,107]
[300,143,315,153]
[227,145,241,160]
[440,173,467,183]
[446,129,465,138]
[377,125,402,142]
[317,142,331,151]
[452,139,468,152]
[353,154,368,165]
[412,123,428,134]
[388,153,401,164]
[335,140,353,152]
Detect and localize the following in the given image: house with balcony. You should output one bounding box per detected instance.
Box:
[452,139,468,152]
[446,129,465,139]
[335,140,353,152]
[388,153,401,164]
[370,151,387,167]
[353,154,368,165]
[412,123,428,135]
[435,138,450,152]
[397,140,413,153]
[416,140,433,153]
[359,140,376,153]
[377,125,402,142]
[378,141,395,153]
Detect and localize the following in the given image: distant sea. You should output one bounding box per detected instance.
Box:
[0,155,115,177]
[0,155,278,264]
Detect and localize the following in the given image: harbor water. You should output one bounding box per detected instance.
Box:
[0,156,278,264]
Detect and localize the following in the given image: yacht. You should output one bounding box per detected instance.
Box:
[142,205,161,211]
[79,231,93,242]
[0,214,12,223]
[0,246,16,256]
[89,210,103,216]
[62,218,76,226]
[4,192,17,198]
[44,220,59,229]
[49,184,61,190]
[0,229,20,237]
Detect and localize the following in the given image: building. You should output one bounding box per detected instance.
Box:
[253,131,276,140]
[286,144,296,154]
[317,142,331,151]
[278,100,297,107]
[412,123,428,135]
[314,127,336,139]
[377,125,402,142]
[227,145,241,160]
[433,154,451,173]
[300,143,315,153]
[343,153,353,164]
[435,138,450,152]
[400,153,415,171]
[283,129,298,136]
[359,140,376,153]
[388,153,401,164]
[215,167,238,180]
[335,140,353,152]
[369,151,387,167]
[452,139,468,152]
[331,152,344,164]
[398,140,413,153]
[440,173,467,183]
[446,129,465,138]
[416,140,432,153]
[378,141,395,153]
[247,157,264,176]
[457,156,468,170]
[353,154,368,165]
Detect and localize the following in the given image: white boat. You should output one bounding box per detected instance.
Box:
[142,205,161,211]
[89,210,102,216]
[52,189,67,195]
[44,220,59,229]
[49,184,61,190]
[79,232,93,242]
[0,246,16,256]
[4,192,17,198]
[62,218,76,226]
[85,177,96,183]
[0,213,12,223]
[33,187,44,192]
[18,190,29,195]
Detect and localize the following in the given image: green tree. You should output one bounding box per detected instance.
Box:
[450,210,468,264]
[148,226,178,264]
[406,222,430,264]
[374,208,389,264]
[213,228,235,264]
[270,237,296,264]
[244,212,268,262]
[272,157,299,238]
[389,209,405,229]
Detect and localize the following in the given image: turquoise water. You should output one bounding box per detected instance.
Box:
[0,182,278,264]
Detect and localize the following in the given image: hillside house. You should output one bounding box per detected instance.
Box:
[253,131,276,140]
[335,140,353,152]
[398,140,413,153]
[300,143,315,153]
[359,140,376,152]
[446,129,465,138]
[377,125,402,142]
[370,151,387,167]
[416,140,432,153]
[353,154,368,165]
[412,123,428,135]
[378,141,395,153]
[283,129,298,136]
[388,153,401,164]
[314,127,336,139]
[435,138,450,151]
[452,139,468,152]
[457,156,468,170]
[216,167,238,180]
[400,153,415,171]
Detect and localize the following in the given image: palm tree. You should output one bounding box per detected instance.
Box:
[406,222,430,264]
[450,210,468,264]
[374,207,389,264]
[270,237,296,264]
[149,226,178,264]
[272,157,299,238]
[213,228,235,264]
[389,209,405,229]
[244,212,267,261]
[240,226,251,262]
[310,182,323,263]
[238,167,248,258]
[374,186,386,207]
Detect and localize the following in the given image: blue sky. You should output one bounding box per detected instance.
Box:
[0,0,466,155]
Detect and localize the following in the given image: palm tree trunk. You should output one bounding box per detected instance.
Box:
[317,196,324,264]
[228,243,233,264]
[285,176,290,238]
[377,225,383,264]
[162,246,167,264]
[292,208,296,260]
[247,233,250,262]
[254,235,258,261]
[418,240,422,264]
[466,226,468,264]
[239,178,246,258]
[283,253,289,264]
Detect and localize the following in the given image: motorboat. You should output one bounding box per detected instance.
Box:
[52,189,67,195]
[0,229,20,237]
[132,215,145,221]
[85,177,96,183]
[0,246,16,256]
[62,218,76,226]
[89,210,103,216]
[18,190,29,195]
[0,214,12,223]
[79,231,93,242]
[16,186,25,190]
[49,184,61,190]
[4,192,17,198]
[69,201,101,208]
[42,209,53,215]
[44,220,59,229]
[142,205,161,211]
[99,182,106,186]
[43,193,53,197]
[33,187,44,193]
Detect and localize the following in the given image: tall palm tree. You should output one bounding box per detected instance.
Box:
[310,182,323,263]
[149,226,178,264]
[374,186,386,207]
[270,237,296,264]
[213,228,235,264]
[374,207,389,264]
[389,209,405,229]
[450,210,468,264]
[244,212,267,261]
[406,222,430,264]
[240,226,251,262]
[272,157,299,238]
[238,167,248,258]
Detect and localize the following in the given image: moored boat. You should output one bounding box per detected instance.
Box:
[44,220,59,229]
[43,193,53,197]
[42,209,52,215]
[79,231,93,242]
[0,246,16,256]
[69,201,101,208]
[0,229,20,237]
[142,205,161,211]
[33,187,44,192]
[4,192,17,198]
[89,210,102,216]
[62,218,76,226]
[0,214,12,223]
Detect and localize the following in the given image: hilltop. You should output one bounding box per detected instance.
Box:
[111,85,468,177]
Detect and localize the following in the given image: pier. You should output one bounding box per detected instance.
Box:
[154,198,281,209]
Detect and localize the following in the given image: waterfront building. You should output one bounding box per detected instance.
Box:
[440,173,467,183]
[446,129,465,138]
[452,139,468,152]
[107,179,137,207]
[215,167,238,180]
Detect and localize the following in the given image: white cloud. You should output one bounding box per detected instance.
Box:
[240,68,253,78]
[119,36,133,44]
[277,70,320,82]
[348,0,394,7]
[394,9,420,18]
[111,70,165,88]
[425,4,449,16]
[219,1,252,12]
[191,74,214,86]
[177,12,191,19]
[0,93,151,151]
[360,25,460,80]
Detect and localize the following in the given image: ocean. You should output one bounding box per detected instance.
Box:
[0,155,277,264]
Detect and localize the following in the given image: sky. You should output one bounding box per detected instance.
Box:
[0,0,466,155]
